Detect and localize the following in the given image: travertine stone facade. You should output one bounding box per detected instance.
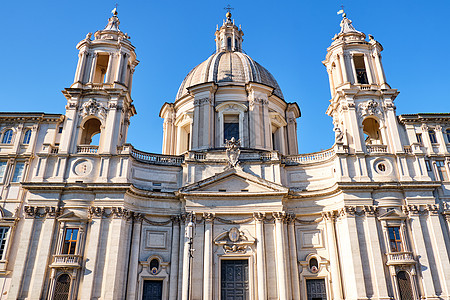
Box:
[0,10,449,300]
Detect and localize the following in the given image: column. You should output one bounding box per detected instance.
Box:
[191,102,200,149]
[7,215,35,299]
[88,53,98,83]
[115,52,125,83]
[169,216,181,300]
[28,211,57,299]
[181,215,193,300]
[102,212,131,300]
[363,207,390,300]
[254,213,267,300]
[274,212,288,300]
[373,53,387,86]
[427,207,450,295]
[79,214,103,299]
[178,216,186,299]
[336,207,367,299]
[126,215,143,300]
[288,214,301,300]
[349,54,358,84]
[323,212,343,300]
[339,53,348,83]
[203,213,214,300]
[407,208,437,297]
[12,124,24,154]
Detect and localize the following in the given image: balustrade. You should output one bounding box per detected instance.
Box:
[283,148,335,165]
[77,145,99,154]
[366,144,388,153]
[385,252,415,265]
[51,254,82,268]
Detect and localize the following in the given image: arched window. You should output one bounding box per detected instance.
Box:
[2,130,13,144]
[54,273,71,300]
[22,130,31,145]
[397,271,414,300]
[150,258,160,275]
[362,118,382,145]
[428,130,437,144]
[80,118,101,145]
[227,37,232,51]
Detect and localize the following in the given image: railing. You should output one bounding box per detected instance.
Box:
[131,148,184,166]
[77,145,99,154]
[194,153,206,160]
[366,145,388,154]
[403,146,412,154]
[282,148,335,165]
[385,252,415,265]
[51,254,82,267]
[50,146,59,154]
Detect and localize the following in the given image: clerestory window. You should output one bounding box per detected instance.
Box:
[23,129,32,145]
[224,115,239,142]
[428,130,437,144]
[2,130,13,144]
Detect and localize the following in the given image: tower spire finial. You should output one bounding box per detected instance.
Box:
[337,5,346,18]
[224,4,234,20]
[112,3,118,16]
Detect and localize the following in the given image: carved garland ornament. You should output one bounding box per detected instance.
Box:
[214,227,255,253]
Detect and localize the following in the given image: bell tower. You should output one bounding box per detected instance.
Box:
[323,13,403,155]
[60,9,139,155]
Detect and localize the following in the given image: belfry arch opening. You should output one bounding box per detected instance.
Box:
[362,118,382,145]
[80,118,102,145]
[93,54,109,83]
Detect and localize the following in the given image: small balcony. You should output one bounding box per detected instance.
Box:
[385,252,416,266]
[77,145,99,154]
[366,144,388,154]
[50,254,82,268]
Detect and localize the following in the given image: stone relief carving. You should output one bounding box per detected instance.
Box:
[214,227,255,253]
[358,99,383,119]
[81,99,107,119]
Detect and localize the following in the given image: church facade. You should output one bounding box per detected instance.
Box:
[0,9,449,300]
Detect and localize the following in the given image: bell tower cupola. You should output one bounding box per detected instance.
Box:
[215,11,244,52]
[60,9,139,157]
[324,13,403,156]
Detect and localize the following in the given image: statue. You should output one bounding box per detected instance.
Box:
[225,137,241,168]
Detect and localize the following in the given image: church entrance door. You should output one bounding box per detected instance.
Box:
[142,280,163,300]
[221,259,249,300]
[306,278,327,300]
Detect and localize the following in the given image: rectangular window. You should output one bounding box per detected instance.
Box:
[446,129,450,143]
[11,163,24,182]
[0,162,7,183]
[425,160,432,172]
[388,226,403,252]
[353,55,369,84]
[436,161,449,181]
[416,133,422,144]
[429,130,437,143]
[224,115,239,142]
[0,227,9,260]
[62,228,79,255]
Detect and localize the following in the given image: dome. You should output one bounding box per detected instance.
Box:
[176,51,284,100]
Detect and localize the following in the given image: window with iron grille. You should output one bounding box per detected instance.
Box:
[62,228,78,255]
[388,226,402,252]
[54,273,71,300]
[0,227,9,260]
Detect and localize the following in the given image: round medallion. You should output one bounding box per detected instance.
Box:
[73,159,93,176]
[228,227,240,242]
[373,159,392,176]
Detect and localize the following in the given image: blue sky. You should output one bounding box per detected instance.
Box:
[1,1,449,154]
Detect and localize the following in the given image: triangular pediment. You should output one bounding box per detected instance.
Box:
[179,167,288,195]
[57,210,88,222]
[378,208,407,220]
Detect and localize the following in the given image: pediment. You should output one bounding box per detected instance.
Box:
[378,208,407,220]
[57,210,88,222]
[179,168,288,195]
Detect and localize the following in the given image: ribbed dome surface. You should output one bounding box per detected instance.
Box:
[176,51,284,100]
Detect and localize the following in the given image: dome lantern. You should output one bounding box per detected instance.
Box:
[215,12,244,53]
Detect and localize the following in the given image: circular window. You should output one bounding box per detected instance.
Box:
[377,163,386,172]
